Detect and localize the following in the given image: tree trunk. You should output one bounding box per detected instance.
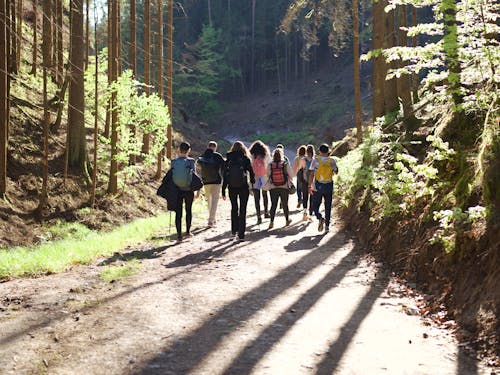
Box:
[353,0,363,142]
[411,7,419,103]
[104,0,111,138]
[108,0,119,194]
[396,5,415,130]
[57,0,64,85]
[142,0,151,154]
[207,0,212,27]
[42,0,52,72]
[250,0,256,93]
[441,0,462,109]
[91,19,98,206]
[30,0,37,75]
[16,0,22,72]
[156,0,164,179]
[10,0,17,74]
[166,0,173,159]
[39,66,49,211]
[129,0,137,165]
[85,0,89,70]
[0,0,8,195]
[67,0,87,172]
[384,7,398,114]
[372,0,385,120]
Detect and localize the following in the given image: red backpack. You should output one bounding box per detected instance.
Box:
[270,161,287,186]
[253,156,266,177]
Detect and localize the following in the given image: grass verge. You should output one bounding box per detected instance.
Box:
[0,201,205,280]
[99,260,141,282]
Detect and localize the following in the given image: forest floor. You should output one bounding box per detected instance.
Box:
[1,197,497,375]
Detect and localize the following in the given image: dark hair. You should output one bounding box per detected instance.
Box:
[272,148,284,163]
[179,142,191,152]
[297,145,306,156]
[230,141,251,158]
[276,144,284,150]
[208,141,217,148]
[249,140,270,158]
[306,144,315,158]
[319,143,330,154]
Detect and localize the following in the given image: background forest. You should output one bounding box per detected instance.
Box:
[0,0,499,366]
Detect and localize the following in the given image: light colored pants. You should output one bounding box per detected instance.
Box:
[204,183,221,224]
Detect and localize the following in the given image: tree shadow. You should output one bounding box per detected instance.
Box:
[135,231,351,374]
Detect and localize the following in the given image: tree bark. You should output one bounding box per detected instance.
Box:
[353,0,363,142]
[384,6,398,114]
[411,7,419,103]
[10,0,17,74]
[250,0,256,93]
[108,0,119,194]
[16,0,22,72]
[67,0,87,172]
[91,19,98,206]
[372,0,385,120]
[57,0,63,85]
[142,0,151,154]
[156,0,164,178]
[441,0,462,109]
[39,66,49,211]
[207,0,212,27]
[30,0,37,75]
[85,0,89,70]
[166,0,173,159]
[42,0,52,71]
[0,0,8,195]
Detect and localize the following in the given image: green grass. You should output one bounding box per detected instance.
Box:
[99,260,141,282]
[0,197,207,279]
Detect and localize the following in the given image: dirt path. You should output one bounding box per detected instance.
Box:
[0,198,495,374]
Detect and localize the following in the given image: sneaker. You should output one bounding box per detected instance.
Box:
[264,211,270,218]
[318,218,325,232]
[268,222,274,230]
[207,221,214,227]
[236,236,245,242]
[324,226,329,233]
[257,217,262,224]
[297,201,302,209]
[285,219,292,227]
[185,232,193,239]
[302,212,308,221]
[176,236,183,243]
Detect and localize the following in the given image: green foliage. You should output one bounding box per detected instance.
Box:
[99,260,141,282]
[248,130,316,147]
[176,25,236,118]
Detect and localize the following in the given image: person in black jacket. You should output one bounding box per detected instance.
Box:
[222,141,255,242]
[197,141,225,227]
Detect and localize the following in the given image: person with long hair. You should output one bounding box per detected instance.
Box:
[249,140,271,224]
[265,148,293,229]
[296,144,315,221]
[222,141,255,241]
[293,145,307,209]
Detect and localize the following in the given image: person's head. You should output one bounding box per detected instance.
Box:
[230,141,250,158]
[276,144,284,151]
[178,141,191,155]
[272,148,284,163]
[208,141,217,151]
[297,145,306,157]
[306,144,315,158]
[319,143,330,156]
[249,140,270,158]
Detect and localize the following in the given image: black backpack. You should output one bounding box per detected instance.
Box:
[226,158,247,188]
[198,154,220,183]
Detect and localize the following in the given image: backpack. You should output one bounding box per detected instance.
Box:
[226,158,247,188]
[171,158,193,190]
[315,156,334,182]
[270,161,287,186]
[253,156,266,177]
[198,154,220,183]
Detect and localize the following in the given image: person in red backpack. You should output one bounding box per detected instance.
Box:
[264,148,293,229]
[249,140,271,224]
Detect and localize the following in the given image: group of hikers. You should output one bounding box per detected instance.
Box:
[159,139,338,243]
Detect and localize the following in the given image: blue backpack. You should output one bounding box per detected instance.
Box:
[172,158,193,190]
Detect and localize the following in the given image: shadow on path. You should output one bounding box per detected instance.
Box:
[136,231,353,374]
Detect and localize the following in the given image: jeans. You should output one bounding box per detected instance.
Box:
[229,187,250,239]
[300,179,313,214]
[269,188,289,222]
[253,189,269,218]
[175,190,194,238]
[312,181,333,226]
[204,183,221,224]
[296,177,303,202]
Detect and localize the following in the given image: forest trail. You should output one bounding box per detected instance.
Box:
[0,198,492,375]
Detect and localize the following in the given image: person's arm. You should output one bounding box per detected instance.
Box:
[286,163,294,183]
[308,158,318,192]
[331,158,339,174]
[246,157,256,185]
[221,161,228,199]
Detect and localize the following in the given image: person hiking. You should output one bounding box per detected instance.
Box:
[249,140,271,224]
[308,143,338,233]
[293,145,307,209]
[265,147,293,229]
[171,141,200,242]
[296,144,315,221]
[276,144,290,164]
[197,141,225,227]
[222,141,255,242]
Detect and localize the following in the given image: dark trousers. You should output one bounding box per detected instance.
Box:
[297,179,303,202]
[175,190,194,238]
[229,187,250,239]
[270,188,289,222]
[312,182,333,226]
[253,189,269,218]
[300,180,313,214]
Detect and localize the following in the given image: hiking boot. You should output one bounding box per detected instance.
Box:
[236,236,245,242]
[257,216,262,224]
[318,218,325,232]
[285,219,292,227]
[268,221,274,230]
